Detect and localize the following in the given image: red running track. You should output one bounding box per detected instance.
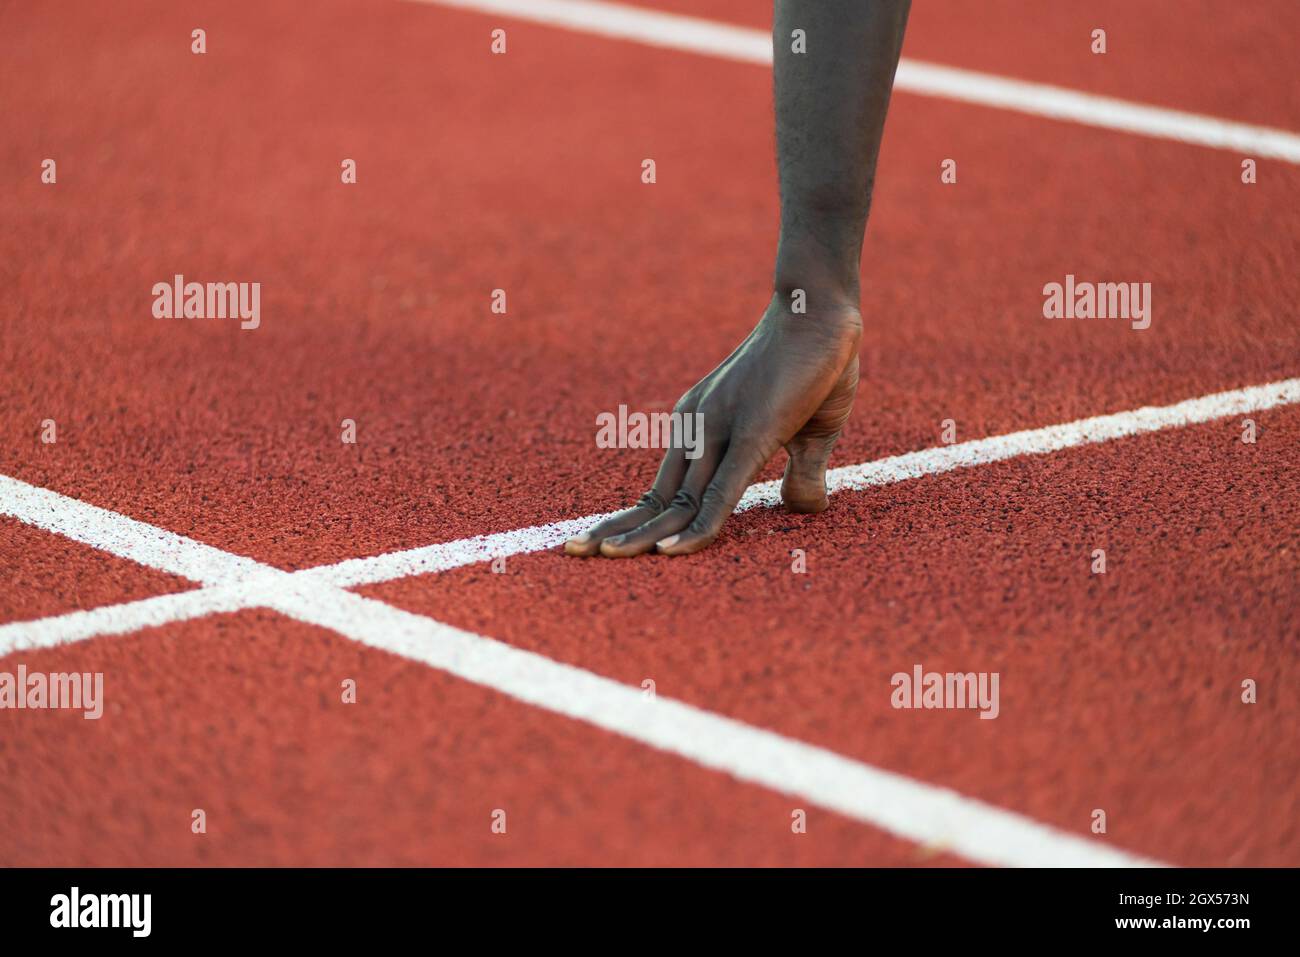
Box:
[1,0,1297,865]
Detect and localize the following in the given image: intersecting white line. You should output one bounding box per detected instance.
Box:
[3,0,1291,872]
[409,0,1300,163]
[1,476,1160,868]
[7,376,1298,653]
[6,376,1300,866]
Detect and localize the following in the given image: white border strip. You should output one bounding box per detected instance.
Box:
[409,0,1300,163]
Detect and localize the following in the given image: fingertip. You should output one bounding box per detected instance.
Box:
[564,534,600,556]
[599,535,634,558]
[656,532,711,556]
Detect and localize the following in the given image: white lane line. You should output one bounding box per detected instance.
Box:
[0,585,265,655]
[813,375,1300,498]
[3,383,1296,864]
[0,474,272,585]
[6,375,1299,648]
[896,60,1300,162]
[297,514,615,588]
[304,376,1300,587]
[410,0,1300,163]
[0,477,1164,867]
[270,585,1163,868]
[0,475,294,656]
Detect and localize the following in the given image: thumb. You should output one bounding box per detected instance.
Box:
[782,353,857,512]
[781,432,839,513]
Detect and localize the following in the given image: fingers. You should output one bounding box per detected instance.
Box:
[598,443,722,557]
[562,490,666,556]
[569,434,769,559]
[567,429,830,557]
[780,432,838,513]
[564,444,689,556]
[656,440,766,556]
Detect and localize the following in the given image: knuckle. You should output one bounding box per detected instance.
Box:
[730,429,773,458]
[635,489,669,514]
[700,485,729,511]
[669,487,702,513]
[686,516,718,540]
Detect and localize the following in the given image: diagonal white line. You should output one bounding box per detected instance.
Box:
[269,585,1164,867]
[0,474,273,586]
[0,479,1165,866]
[409,0,1300,163]
[295,514,615,588]
[0,586,260,655]
[5,375,1298,866]
[5,376,1298,641]
[302,376,1300,588]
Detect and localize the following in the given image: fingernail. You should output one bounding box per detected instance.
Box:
[568,532,592,545]
[656,535,680,550]
[606,535,626,546]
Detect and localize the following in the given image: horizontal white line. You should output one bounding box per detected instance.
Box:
[298,514,615,588]
[817,375,1300,497]
[410,0,1300,163]
[0,585,260,655]
[292,375,1300,586]
[896,60,1300,163]
[424,0,770,61]
[6,376,1298,646]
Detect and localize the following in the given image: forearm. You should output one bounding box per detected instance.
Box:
[772,0,910,304]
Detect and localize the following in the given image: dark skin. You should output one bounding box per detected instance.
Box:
[566,1,911,558]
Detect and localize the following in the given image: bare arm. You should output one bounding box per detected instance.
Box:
[567,2,910,558]
[774,0,911,306]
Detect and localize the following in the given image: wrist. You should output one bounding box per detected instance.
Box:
[773,242,862,309]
